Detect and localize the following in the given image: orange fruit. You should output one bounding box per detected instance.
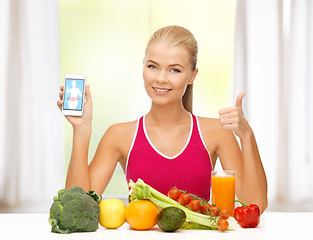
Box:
[126,200,159,230]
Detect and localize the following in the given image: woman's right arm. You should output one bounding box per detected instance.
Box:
[66,125,92,191]
[57,84,131,194]
[57,84,93,191]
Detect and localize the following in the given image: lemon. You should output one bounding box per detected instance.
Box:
[99,198,127,229]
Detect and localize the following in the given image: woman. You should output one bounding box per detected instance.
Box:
[57,25,268,213]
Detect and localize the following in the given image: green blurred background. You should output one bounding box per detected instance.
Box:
[59,0,235,197]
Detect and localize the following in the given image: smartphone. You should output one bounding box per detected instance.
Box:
[62,74,86,116]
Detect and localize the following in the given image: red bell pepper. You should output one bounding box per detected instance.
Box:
[233,200,260,228]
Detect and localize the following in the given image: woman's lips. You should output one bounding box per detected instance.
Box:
[152,87,172,95]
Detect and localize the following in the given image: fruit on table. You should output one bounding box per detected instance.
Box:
[219,208,231,219]
[99,198,127,229]
[188,199,202,212]
[217,219,229,232]
[126,200,159,230]
[168,188,181,200]
[156,206,186,232]
[178,193,192,205]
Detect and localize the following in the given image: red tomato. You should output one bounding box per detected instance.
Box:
[219,208,231,219]
[168,188,181,201]
[210,206,220,217]
[189,199,201,211]
[178,193,192,205]
[200,203,209,214]
[217,219,229,232]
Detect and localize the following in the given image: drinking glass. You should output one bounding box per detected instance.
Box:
[211,170,236,214]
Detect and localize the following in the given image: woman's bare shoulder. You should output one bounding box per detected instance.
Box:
[105,119,138,139]
[197,116,222,131]
[197,116,239,161]
[197,116,234,138]
[96,119,139,160]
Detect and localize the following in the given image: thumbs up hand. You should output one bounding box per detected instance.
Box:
[218,91,251,139]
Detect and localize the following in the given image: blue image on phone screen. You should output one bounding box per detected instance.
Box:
[63,79,84,111]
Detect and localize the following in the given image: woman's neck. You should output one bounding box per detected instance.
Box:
[146,102,190,126]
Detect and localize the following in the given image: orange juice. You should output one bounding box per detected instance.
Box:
[211,171,235,214]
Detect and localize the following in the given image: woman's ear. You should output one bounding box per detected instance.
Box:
[188,68,198,85]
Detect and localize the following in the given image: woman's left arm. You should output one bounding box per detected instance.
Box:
[218,91,268,213]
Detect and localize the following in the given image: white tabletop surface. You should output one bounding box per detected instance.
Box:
[0,212,311,239]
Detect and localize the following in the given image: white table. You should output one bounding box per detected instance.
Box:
[0,212,311,239]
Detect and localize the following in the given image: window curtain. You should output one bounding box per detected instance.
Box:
[233,0,313,208]
[0,0,63,211]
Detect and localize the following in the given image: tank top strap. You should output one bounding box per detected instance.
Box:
[131,116,147,151]
[189,113,210,153]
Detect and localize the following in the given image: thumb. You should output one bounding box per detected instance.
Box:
[235,91,246,108]
[85,83,92,102]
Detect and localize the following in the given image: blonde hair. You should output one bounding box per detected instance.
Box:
[145,25,198,113]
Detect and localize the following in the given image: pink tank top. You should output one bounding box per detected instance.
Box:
[126,113,212,200]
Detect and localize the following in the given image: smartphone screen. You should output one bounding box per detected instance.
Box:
[63,78,85,111]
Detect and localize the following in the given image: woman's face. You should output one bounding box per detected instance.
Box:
[143,41,198,107]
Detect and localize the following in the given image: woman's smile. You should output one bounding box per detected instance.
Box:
[152,87,173,95]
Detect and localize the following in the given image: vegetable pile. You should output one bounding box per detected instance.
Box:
[48,186,102,234]
[48,180,261,234]
[129,179,237,231]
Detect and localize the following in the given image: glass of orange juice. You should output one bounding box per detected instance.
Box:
[211,170,236,214]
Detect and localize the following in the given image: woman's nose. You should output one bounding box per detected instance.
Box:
[156,70,168,84]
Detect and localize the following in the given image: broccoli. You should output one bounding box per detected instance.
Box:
[48,186,102,234]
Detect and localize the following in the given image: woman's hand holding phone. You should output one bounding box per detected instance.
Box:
[57,84,93,129]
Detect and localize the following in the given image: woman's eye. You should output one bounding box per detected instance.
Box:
[171,68,181,73]
[148,65,157,70]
